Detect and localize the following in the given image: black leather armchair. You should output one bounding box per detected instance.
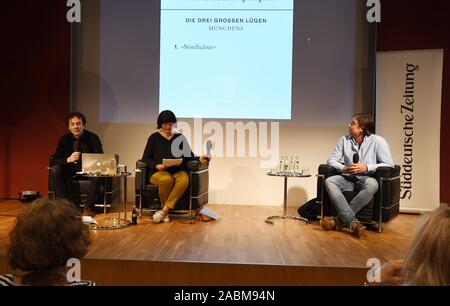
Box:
[135,159,209,218]
[48,156,120,210]
[316,164,401,233]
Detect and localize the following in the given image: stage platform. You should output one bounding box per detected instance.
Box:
[0,201,418,285]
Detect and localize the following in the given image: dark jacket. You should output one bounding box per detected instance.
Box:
[52,130,103,166]
[142,132,198,175]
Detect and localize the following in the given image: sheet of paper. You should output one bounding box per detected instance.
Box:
[200,207,220,220]
[163,158,183,168]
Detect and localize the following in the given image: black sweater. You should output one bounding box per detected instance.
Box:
[142,132,198,174]
[52,130,103,166]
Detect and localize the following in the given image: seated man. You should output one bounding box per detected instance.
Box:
[51,112,103,216]
[322,113,394,237]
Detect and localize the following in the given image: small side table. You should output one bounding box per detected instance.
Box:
[265,171,312,224]
[80,172,132,230]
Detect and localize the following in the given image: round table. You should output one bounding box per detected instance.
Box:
[79,172,132,230]
[265,171,312,224]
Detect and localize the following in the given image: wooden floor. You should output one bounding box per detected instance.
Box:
[0,200,419,285]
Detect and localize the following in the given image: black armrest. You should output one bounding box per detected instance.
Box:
[187,160,209,172]
[374,166,400,180]
[317,165,338,207]
[136,159,148,170]
[374,165,401,211]
[318,164,338,178]
[189,161,209,199]
[135,160,148,193]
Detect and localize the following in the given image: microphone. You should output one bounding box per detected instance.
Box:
[353,152,360,164]
[73,140,81,164]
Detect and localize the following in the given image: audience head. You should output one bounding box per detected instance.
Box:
[402,206,450,286]
[8,198,91,276]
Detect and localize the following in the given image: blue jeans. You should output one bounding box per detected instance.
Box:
[324,175,379,226]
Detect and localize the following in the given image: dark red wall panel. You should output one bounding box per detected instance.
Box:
[0,1,70,198]
[377,0,450,204]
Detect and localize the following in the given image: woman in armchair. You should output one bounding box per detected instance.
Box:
[142,110,210,224]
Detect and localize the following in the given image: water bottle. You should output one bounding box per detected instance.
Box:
[131,207,138,225]
[284,156,289,173]
[278,157,284,174]
[295,156,300,175]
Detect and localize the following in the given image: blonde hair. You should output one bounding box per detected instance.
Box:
[402,206,450,286]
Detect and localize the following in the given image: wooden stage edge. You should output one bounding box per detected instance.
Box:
[0,201,418,286]
[0,256,368,286]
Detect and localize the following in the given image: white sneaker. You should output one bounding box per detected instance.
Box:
[153,210,164,224]
[163,214,170,223]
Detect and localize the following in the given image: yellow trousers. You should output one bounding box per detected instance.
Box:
[150,171,189,210]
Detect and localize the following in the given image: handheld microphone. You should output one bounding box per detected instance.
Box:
[73,140,81,164]
[353,153,360,164]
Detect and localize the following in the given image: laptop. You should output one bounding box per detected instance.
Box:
[79,153,119,175]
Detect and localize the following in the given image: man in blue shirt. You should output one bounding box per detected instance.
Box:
[322,113,394,237]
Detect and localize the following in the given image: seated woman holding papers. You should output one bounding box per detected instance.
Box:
[142,110,210,224]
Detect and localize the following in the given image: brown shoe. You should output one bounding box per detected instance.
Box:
[321,217,337,231]
[350,221,366,238]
